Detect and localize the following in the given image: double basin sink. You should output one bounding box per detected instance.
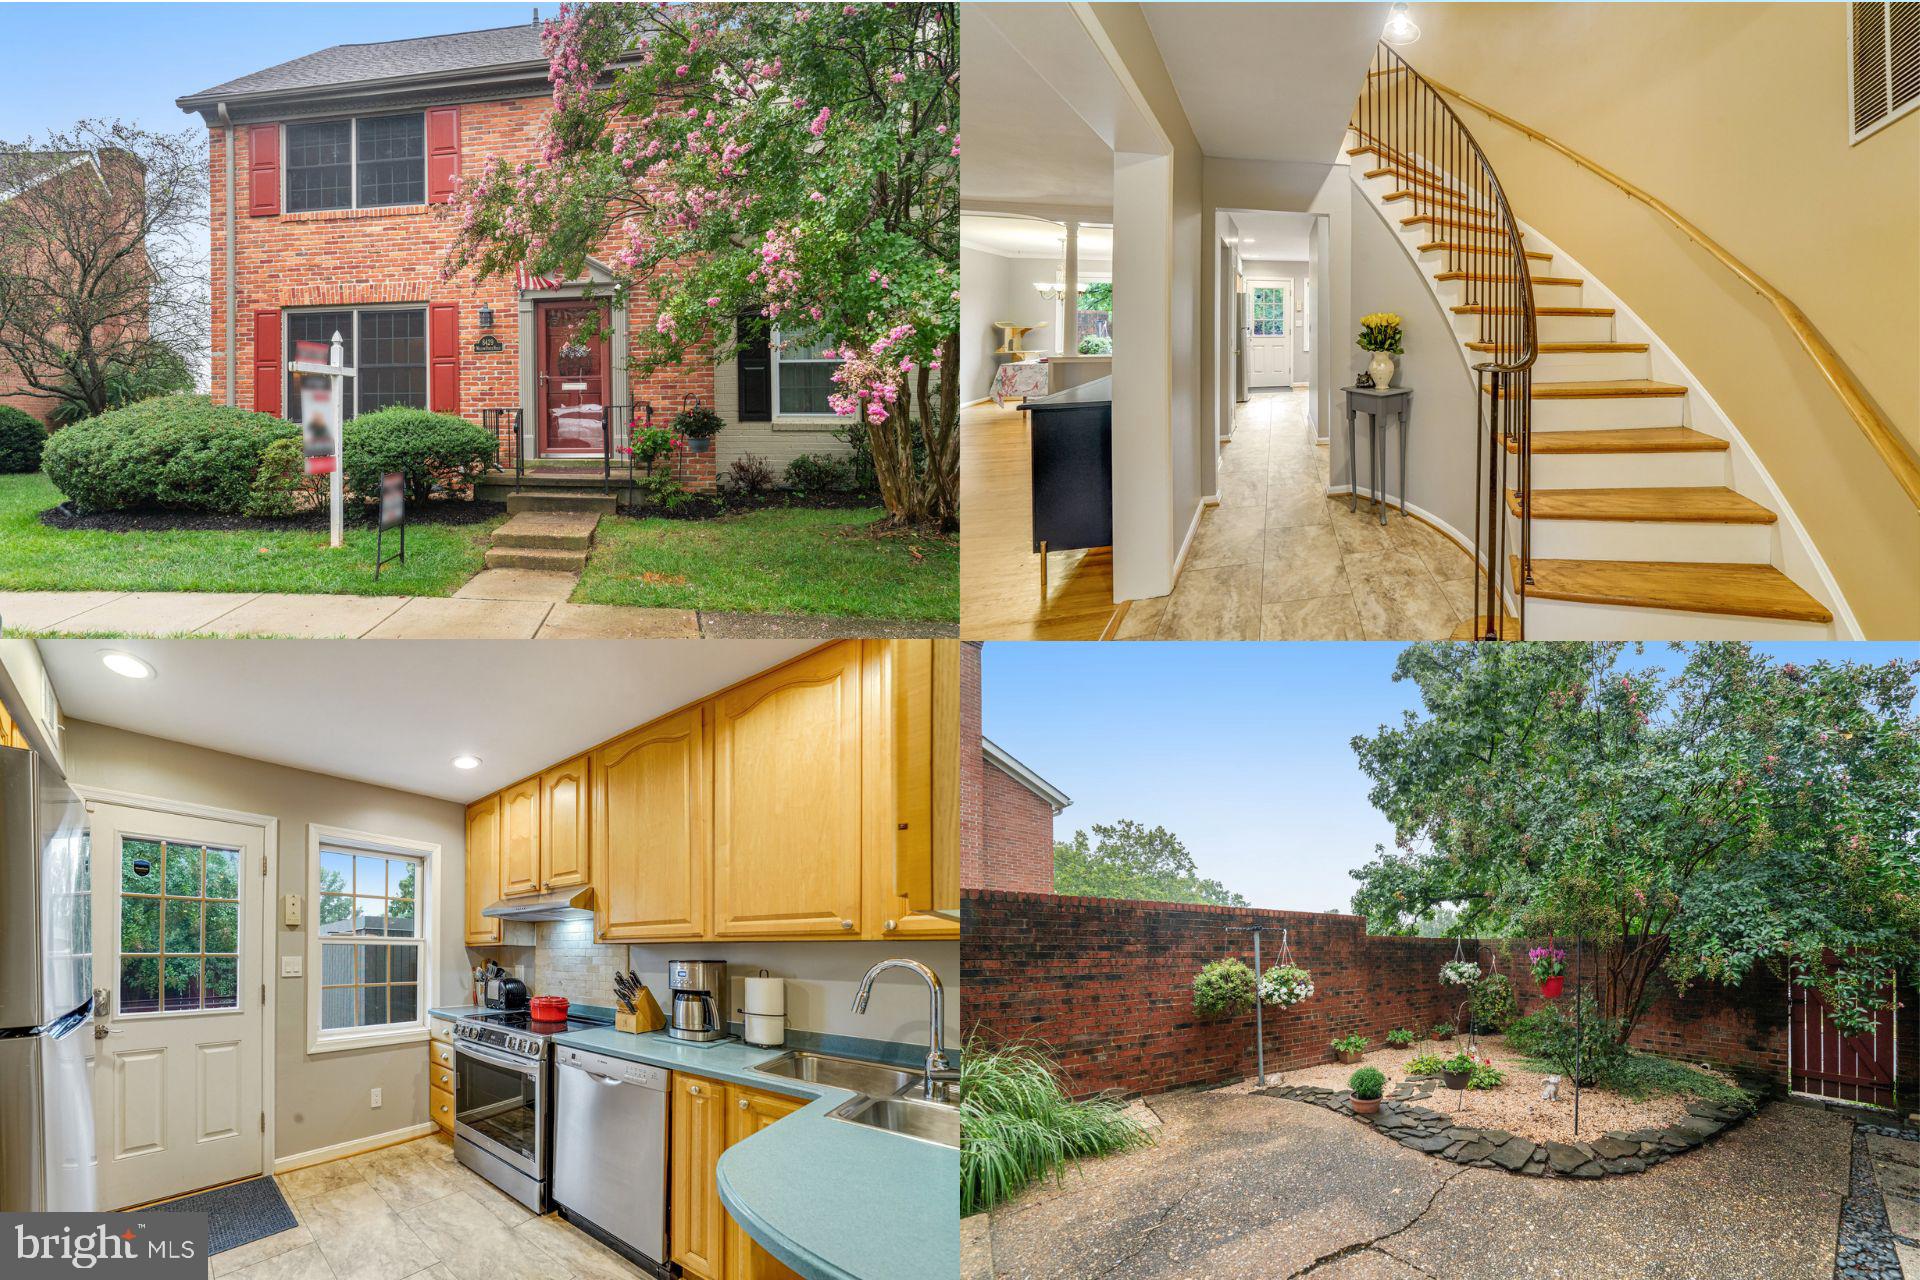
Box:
[752,1050,959,1148]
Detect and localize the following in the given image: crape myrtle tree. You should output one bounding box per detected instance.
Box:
[1349,642,1920,1042]
[445,2,959,528]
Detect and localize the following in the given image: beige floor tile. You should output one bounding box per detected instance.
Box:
[1159,564,1263,640]
[1114,594,1168,640]
[535,603,700,639]
[400,1191,560,1278]
[213,1225,315,1278]
[514,1214,650,1279]
[53,591,259,635]
[361,598,551,639]
[1266,487,1333,529]
[223,1241,337,1280]
[1185,507,1266,571]
[278,1161,368,1203]
[1215,470,1268,510]
[0,591,128,633]
[1340,549,1432,585]
[1352,570,1462,641]
[437,1162,536,1226]
[349,1144,463,1212]
[193,593,409,638]
[1263,526,1350,604]
[301,1182,436,1280]
[1328,508,1395,555]
[1262,594,1363,640]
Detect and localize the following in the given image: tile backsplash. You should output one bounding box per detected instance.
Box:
[529,919,629,1005]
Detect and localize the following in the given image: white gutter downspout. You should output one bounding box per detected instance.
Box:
[216,102,236,406]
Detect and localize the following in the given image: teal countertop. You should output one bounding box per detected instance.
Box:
[550,1027,958,1280]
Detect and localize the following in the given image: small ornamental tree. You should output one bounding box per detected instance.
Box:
[445,2,958,528]
[1349,642,1920,1043]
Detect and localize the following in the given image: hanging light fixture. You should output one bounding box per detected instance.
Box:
[1383,2,1420,45]
[1032,281,1066,302]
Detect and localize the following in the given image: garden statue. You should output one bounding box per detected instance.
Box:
[1541,1075,1560,1102]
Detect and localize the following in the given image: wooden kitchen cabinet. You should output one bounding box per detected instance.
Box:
[723,1085,806,1280]
[592,707,709,940]
[868,640,961,940]
[499,777,541,897]
[463,794,504,944]
[711,642,866,938]
[671,1073,729,1280]
[540,753,591,890]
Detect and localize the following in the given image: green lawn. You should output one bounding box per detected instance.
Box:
[0,471,500,597]
[574,506,959,621]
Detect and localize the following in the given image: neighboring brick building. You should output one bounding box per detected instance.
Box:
[175,21,853,492]
[958,642,1072,895]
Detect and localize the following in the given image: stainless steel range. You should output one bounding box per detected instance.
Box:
[452,1007,609,1211]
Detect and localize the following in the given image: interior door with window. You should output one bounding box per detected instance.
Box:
[1248,279,1293,389]
[88,805,264,1209]
[537,302,611,456]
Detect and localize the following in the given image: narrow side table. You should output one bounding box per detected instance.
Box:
[1343,385,1412,526]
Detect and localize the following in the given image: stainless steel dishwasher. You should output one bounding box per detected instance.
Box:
[552,1045,670,1273]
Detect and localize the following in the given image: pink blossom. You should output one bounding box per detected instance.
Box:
[808,107,832,137]
[705,296,721,307]
[675,64,690,78]
[889,72,906,84]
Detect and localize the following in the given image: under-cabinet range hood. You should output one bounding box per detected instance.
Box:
[482,885,595,921]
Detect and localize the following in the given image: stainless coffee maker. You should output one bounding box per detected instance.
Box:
[666,960,729,1043]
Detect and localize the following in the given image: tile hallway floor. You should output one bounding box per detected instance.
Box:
[1118,391,1487,640]
[211,1133,648,1280]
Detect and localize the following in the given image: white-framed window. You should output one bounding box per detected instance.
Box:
[284,112,426,212]
[771,329,843,418]
[305,824,438,1054]
[285,306,427,422]
[1849,1,1920,142]
[1052,275,1113,355]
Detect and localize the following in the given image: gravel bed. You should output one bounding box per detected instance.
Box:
[1836,1122,1913,1280]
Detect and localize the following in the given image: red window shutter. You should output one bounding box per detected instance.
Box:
[253,309,282,415]
[425,106,461,204]
[247,125,279,217]
[429,303,460,414]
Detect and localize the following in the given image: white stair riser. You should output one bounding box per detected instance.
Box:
[1526,449,1729,489]
[1449,313,1616,346]
[1435,278,1583,309]
[1531,350,1652,381]
[1511,511,1773,562]
[1530,394,1685,430]
[1521,597,1833,641]
[1419,245,1557,275]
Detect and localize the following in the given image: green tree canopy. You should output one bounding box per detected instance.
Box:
[1349,642,1920,1040]
[1077,281,1112,312]
[1054,820,1248,907]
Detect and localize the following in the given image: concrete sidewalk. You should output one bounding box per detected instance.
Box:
[0,586,957,640]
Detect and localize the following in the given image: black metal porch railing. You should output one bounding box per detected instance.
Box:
[1353,42,1538,639]
[479,403,657,504]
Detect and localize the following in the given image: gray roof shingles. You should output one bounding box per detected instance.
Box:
[180,23,547,105]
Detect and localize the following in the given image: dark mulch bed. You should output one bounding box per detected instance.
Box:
[617,487,887,520]
[38,498,506,534]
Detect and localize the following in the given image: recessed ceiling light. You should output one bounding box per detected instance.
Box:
[100,652,154,680]
[452,755,482,770]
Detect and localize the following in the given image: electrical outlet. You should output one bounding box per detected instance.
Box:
[370,1088,382,1109]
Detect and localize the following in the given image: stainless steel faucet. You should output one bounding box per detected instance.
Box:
[852,958,957,1101]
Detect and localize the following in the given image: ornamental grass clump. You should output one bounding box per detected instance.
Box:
[1192,958,1257,1019]
[960,1040,1150,1216]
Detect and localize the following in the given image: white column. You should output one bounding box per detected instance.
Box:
[1060,220,1080,356]
[1110,151,1176,602]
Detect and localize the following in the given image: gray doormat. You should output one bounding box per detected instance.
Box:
[151,1175,298,1254]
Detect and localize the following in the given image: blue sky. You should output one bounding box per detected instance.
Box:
[983,641,1920,914]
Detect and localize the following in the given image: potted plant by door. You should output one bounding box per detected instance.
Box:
[1439,1051,1476,1091]
[1529,945,1568,999]
[1348,1067,1386,1116]
[1332,1033,1370,1065]
[674,400,725,454]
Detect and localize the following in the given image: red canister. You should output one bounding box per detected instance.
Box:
[529,995,570,1021]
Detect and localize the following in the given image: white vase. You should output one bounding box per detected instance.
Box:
[1368,351,1396,389]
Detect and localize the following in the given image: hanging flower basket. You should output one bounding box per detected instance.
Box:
[1439,960,1481,987]
[1529,945,1568,998]
[1538,975,1565,998]
[1260,963,1314,1008]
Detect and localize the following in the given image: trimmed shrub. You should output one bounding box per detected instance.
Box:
[1468,972,1519,1032]
[1348,1066,1386,1100]
[722,452,776,496]
[1192,958,1257,1019]
[42,396,295,514]
[244,437,328,519]
[0,405,47,473]
[339,408,496,504]
[785,451,852,493]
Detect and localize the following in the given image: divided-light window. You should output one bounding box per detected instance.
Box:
[285,113,426,211]
[316,845,422,1034]
[772,330,844,417]
[285,308,427,420]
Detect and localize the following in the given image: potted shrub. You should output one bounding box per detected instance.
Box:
[673,401,725,454]
[1529,945,1568,999]
[1385,1028,1414,1049]
[1259,963,1314,1009]
[1428,1022,1455,1042]
[1331,1033,1370,1065]
[1348,1067,1386,1116]
[1439,1051,1476,1091]
[1439,959,1481,987]
[1192,958,1257,1020]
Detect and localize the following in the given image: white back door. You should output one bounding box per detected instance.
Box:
[1248,279,1293,388]
[89,805,265,1208]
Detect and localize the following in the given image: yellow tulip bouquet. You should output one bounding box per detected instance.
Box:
[1357,312,1405,355]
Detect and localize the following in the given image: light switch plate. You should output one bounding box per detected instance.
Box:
[279,955,302,978]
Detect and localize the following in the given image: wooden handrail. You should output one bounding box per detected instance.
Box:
[1422,74,1920,511]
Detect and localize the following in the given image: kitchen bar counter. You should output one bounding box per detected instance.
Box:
[551,1027,957,1280]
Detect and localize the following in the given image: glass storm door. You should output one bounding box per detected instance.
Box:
[87,805,264,1209]
[537,302,610,456]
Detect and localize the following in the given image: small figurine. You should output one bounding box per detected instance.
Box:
[1356,370,1375,388]
[1541,1075,1560,1102]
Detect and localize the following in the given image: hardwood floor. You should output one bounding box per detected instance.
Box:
[959,399,1121,640]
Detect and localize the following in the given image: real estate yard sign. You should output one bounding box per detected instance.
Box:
[375,472,405,580]
[289,333,355,548]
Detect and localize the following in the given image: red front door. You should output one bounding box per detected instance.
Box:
[537,301,611,456]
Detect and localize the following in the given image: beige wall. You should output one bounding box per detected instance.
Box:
[64,720,467,1161]
[1411,2,1920,635]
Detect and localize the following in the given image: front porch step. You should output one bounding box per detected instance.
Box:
[1514,556,1832,624]
[493,511,600,551]
[484,545,589,572]
[504,490,618,515]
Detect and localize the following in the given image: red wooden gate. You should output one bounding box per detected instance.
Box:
[1790,970,1899,1109]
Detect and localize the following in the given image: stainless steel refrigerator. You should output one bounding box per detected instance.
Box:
[0,746,96,1211]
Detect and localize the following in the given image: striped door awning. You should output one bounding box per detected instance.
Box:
[516,265,565,291]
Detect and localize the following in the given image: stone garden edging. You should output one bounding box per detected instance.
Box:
[1257,1075,1755,1178]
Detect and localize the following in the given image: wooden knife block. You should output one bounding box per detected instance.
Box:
[616,985,667,1034]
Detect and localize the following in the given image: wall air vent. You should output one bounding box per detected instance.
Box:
[1850,1,1920,142]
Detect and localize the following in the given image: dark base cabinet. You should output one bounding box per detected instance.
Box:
[1026,375,1114,554]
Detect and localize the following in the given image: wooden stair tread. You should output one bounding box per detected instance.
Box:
[1366,167,1463,194]
[1515,556,1831,623]
[1437,271,1582,286]
[1491,379,1687,399]
[1454,304,1614,317]
[1507,486,1777,523]
[1469,341,1648,353]
[1421,241,1553,261]
[1384,189,1489,215]
[1504,427,1727,455]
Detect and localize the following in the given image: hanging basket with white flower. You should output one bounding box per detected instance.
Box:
[1261,963,1315,1008]
[1439,959,1482,986]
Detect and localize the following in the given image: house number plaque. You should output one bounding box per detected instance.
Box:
[472,335,505,353]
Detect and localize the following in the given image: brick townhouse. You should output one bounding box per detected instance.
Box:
[175,20,855,492]
[958,644,1073,895]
